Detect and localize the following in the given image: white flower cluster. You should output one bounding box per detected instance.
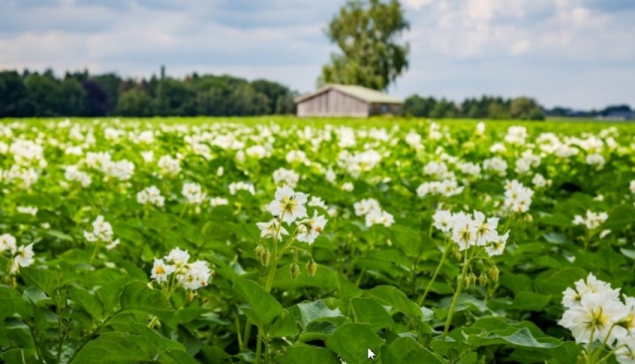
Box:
[258,185,328,245]
[273,168,299,188]
[137,186,165,207]
[433,210,509,256]
[503,180,534,214]
[504,126,528,145]
[209,197,229,207]
[229,181,255,195]
[353,198,394,228]
[337,150,382,179]
[416,179,464,198]
[151,248,212,290]
[157,155,181,177]
[532,173,552,188]
[483,157,508,177]
[64,165,92,187]
[83,216,119,250]
[0,166,39,189]
[573,210,608,230]
[0,234,35,275]
[559,273,635,364]
[85,152,135,181]
[182,182,206,205]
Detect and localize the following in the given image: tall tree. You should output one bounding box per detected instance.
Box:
[320,0,409,91]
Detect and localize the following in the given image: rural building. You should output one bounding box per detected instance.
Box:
[294,84,403,117]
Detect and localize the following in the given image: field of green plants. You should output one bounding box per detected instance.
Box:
[1,117,635,364]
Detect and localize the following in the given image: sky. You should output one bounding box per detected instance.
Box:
[1,0,634,109]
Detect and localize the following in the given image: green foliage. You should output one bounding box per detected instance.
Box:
[0,117,633,364]
[321,0,409,91]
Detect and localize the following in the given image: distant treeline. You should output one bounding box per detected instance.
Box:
[0,69,297,117]
[1,68,631,119]
[403,95,544,120]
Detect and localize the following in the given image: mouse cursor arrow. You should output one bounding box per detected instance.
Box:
[367,348,375,360]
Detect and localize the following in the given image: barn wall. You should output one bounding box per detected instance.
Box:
[369,103,402,116]
[297,89,369,117]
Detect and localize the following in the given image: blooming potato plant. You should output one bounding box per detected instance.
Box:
[1,118,635,364]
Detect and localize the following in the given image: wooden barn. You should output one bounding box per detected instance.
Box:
[294,84,403,118]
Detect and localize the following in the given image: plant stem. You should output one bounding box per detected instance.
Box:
[418,238,450,306]
[443,250,470,338]
[89,241,101,265]
[255,328,263,364]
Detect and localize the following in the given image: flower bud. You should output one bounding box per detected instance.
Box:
[489,266,499,282]
[453,246,461,261]
[524,214,533,222]
[476,259,484,269]
[261,249,270,266]
[290,263,301,280]
[255,244,265,259]
[306,260,317,277]
[479,273,488,286]
[467,273,477,287]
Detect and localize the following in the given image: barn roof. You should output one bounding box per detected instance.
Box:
[294,84,403,104]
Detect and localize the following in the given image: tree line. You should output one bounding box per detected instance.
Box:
[402,95,545,120]
[0,69,297,118]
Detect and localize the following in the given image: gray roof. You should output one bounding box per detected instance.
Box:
[294,84,404,104]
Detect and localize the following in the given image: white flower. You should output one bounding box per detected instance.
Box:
[137,190,149,204]
[485,231,509,256]
[13,243,35,271]
[182,182,206,205]
[268,185,308,223]
[354,199,381,216]
[257,219,289,240]
[273,168,299,188]
[229,181,255,195]
[558,293,624,345]
[573,210,608,230]
[158,155,181,177]
[17,206,38,216]
[210,197,229,207]
[0,234,18,255]
[341,182,354,192]
[471,211,500,246]
[167,248,190,269]
[151,258,175,283]
[296,212,328,244]
[432,210,453,233]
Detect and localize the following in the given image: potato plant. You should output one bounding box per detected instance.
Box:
[1,117,635,364]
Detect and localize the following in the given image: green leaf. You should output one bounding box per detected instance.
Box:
[350,297,393,331]
[297,300,345,328]
[381,336,444,364]
[366,286,423,320]
[326,323,385,364]
[275,344,340,364]
[488,292,551,312]
[120,282,176,326]
[465,327,561,349]
[534,268,587,296]
[69,332,168,364]
[233,277,283,326]
[0,298,32,320]
[20,267,60,296]
[69,287,104,320]
[97,277,130,314]
[603,204,635,231]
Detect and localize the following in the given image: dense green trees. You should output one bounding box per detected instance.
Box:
[320,0,409,91]
[0,69,297,118]
[403,94,545,120]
